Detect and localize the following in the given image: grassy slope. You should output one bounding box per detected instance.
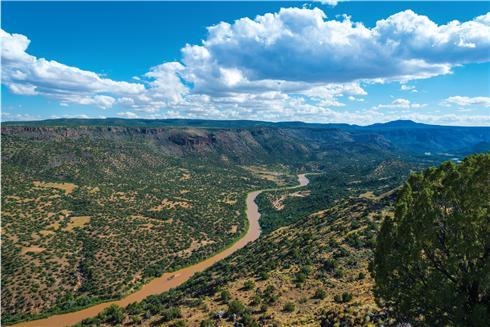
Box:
[1,132,281,324]
[256,158,417,235]
[81,189,397,326]
[82,154,490,327]
[4,122,485,324]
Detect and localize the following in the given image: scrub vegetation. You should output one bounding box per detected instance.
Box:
[80,154,489,327]
[1,120,488,325]
[1,131,278,323]
[80,181,397,326]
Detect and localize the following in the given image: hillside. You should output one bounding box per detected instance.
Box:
[79,154,489,327]
[256,159,414,235]
[4,118,490,157]
[1,123,398,324]
[80,184,397,326]
[2,120,489,325]
[1,130,280,324]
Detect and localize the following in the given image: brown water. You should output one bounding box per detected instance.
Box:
[14,174,309,327]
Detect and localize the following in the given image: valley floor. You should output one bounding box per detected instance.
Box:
[80,186,397,326]
[10,175,309,327]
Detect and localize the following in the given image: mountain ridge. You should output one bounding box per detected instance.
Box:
[2,118,489,129]
[3,120,489,160]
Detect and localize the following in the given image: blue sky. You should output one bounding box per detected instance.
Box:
[1,1,489,125]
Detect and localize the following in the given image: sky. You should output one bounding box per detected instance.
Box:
[1,1,489,125]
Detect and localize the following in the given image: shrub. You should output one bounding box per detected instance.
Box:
[334,292,352,303]
[258,271,269,280]
[102,304,124,324]
[342,292,353,302]
[220,290,231,303]
[241,313,259,327]
[200,320,213,327]
[283,302,296,312]
[300,265,312,275]
[227,300,247,316]
[243,280,255,291]
[295,272,307,283]
[250,294,261,306]
[161,307,182,322]
[333,269,343,279]
[323,259,335,272]
[313,288,327,299]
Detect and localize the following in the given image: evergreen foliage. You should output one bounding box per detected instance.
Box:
[373,154,490,325]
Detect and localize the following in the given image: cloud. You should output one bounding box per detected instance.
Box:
[375,98,426,109]
[314,0,343,6]
[442,96,490,107]
[1,29,144,109]
[348,96,364,102]
[181,8,489,92]
[144,62,188,104]
[7,83,38,95]
[1,111,41,121]
[299,82,366,106]
[400,84,418,92]
[2,8,490,126]
[117,111,139,118]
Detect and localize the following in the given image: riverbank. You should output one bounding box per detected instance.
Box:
[13,174,309,327]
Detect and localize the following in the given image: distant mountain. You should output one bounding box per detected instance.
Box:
[365,119,428,130]
[3,118,489,161]
[0,125,392,167]
[0,117,480,130]
[364,121,490,155]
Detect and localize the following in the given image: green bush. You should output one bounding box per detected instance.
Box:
[295,272,307,283]
[102,304,124,324]
[171,320,186,327]
[258,271,269,280]
[227,300,247,316]
[334,292,352,303]
[283,302,296,312]
[323,259,335,272]
[200,320,213,327]
[220,290,231,303]
[313,288,327,299]
[242,280,255,291]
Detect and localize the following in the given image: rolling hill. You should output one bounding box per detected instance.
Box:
[1,119,489,324]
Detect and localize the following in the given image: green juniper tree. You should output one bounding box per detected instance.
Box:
[373,154,489,326]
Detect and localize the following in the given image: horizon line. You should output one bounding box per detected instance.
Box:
[2,117,490,128]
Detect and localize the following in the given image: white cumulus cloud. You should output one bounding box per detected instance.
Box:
[181,8,490,91]
[315,0,342,6]
[1,29,144,109]
[442,96,490,107]
[2,8,490,125]
[401,84,418,92]
[375,98,426,109]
